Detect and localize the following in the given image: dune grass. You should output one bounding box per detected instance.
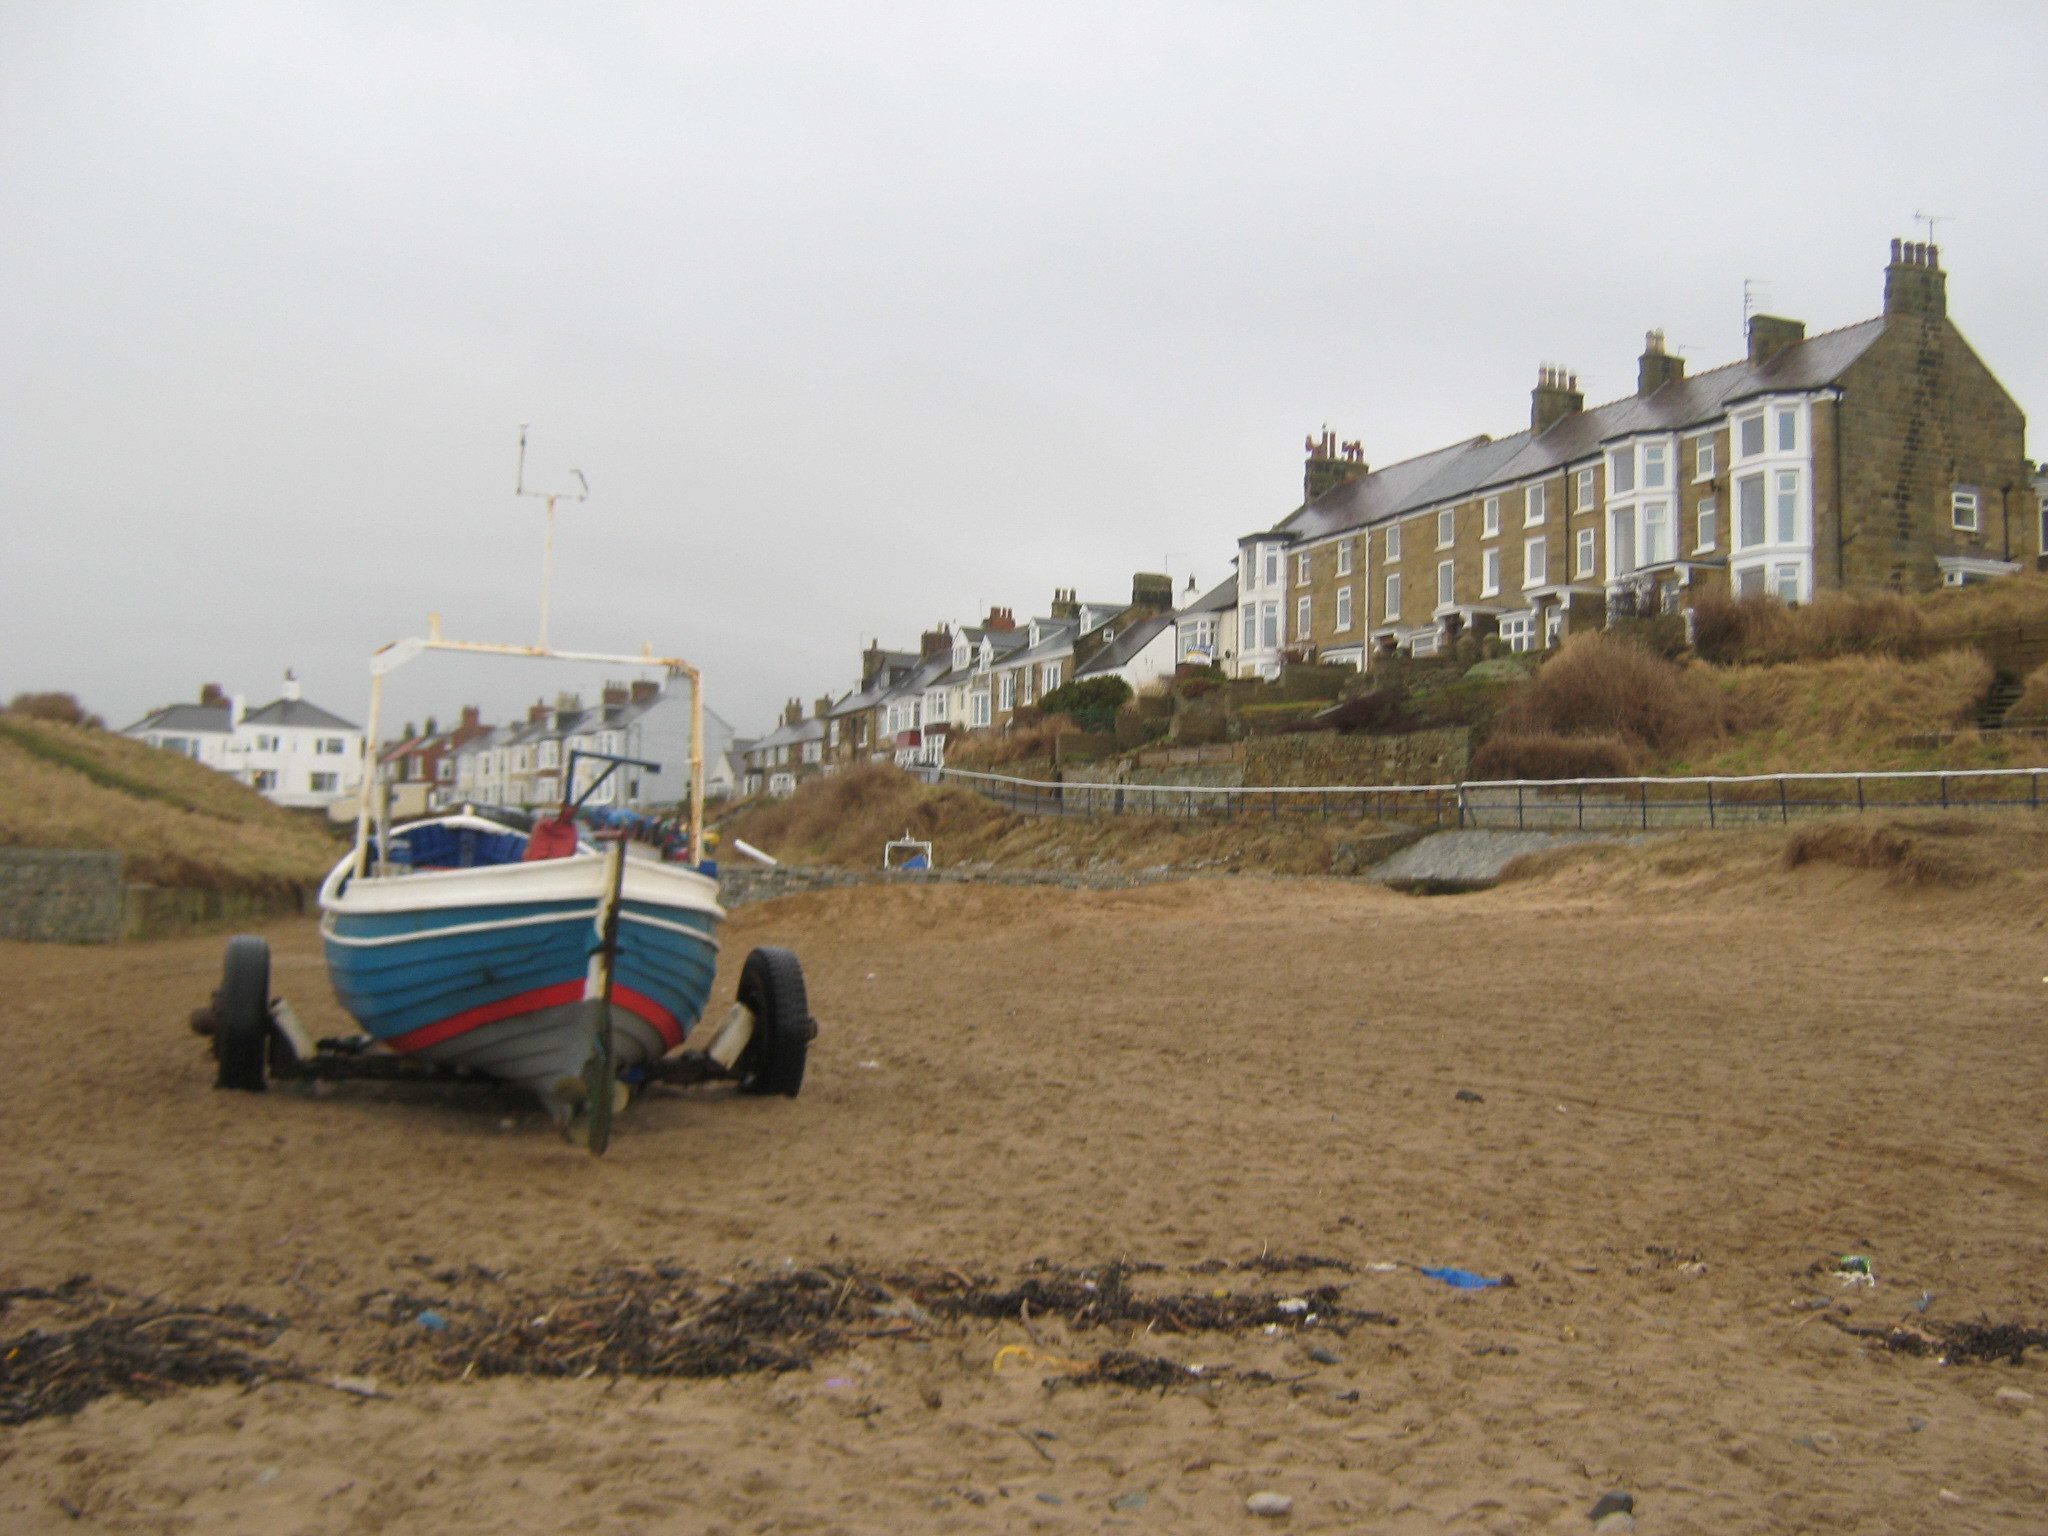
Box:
[0,714,344,892]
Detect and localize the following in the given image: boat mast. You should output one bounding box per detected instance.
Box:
[515,424,589,651]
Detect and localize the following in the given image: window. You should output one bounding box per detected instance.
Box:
[1610,510,1635,577]
[1498,613,1534,653]
[1576,467,1595,510]
[1437,560,1455,607]
[1261,601,1280,649]
[1384,573,1401,620]
[970,692,991,728]
[1609,446,1636,495]
[1336,540,1352,576]
[1526,482,1546,525]
[1241,603,1258,648]
[1524,536,1547,587]
[1738,412,1765,458]
[1297,552,1311,585]
[310,772,337,793]
[1642,443,1667,490]
[1643,500,1672,565]
[437,759,453,781]
[801,741,822,764]
[1737,474,1766,548]
[1021,666,1035,704]
[998,672,1014,711]
[1773,563,1802,603]
[318,736,346,754]
[1695,439,1716,480]
[1262,548,1279,587]
[1545,607,1564,648]
[253,734,280,752]
[1296,595,1311,639]
[1696,498,1718,552]
[1385,522,1402,561]
[1952,487,1980,532]
[539,741,559,769]
[1409,631,1439,658]
[1336,585,1352,630]
[251,770,278,792]
[1481,547,1501,596]
[1044,661,1061,692]
[1437,509,1455,548]
[1482,497,1500,537]
[1576,526,1596,577]
[1774,470,1799,543]
[1776,407,1797,452]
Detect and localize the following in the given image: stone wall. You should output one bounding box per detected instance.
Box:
[1243,727,1470,788]
[0,849,124,943]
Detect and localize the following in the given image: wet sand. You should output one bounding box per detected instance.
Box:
[2,865,2045,1533]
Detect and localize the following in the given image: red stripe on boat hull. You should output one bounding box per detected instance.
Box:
[387,983,685,1054]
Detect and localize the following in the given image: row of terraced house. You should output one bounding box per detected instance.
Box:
[743,239,2044,794]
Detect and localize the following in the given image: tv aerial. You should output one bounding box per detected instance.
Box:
[515,425,591,650]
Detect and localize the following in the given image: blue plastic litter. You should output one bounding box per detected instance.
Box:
[1418,1266,1503,1289]
[417,1309,450,1331]
[902,853,929,869]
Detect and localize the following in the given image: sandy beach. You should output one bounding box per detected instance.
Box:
[3,856,2045,1533]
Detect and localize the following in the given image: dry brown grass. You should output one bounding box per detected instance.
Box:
[1690,588,1927,664]
[1668,650,2003,774]
[1494,632,1730,754]
[0,714,344,892]
[942,718,1078,769]
[718,762,1404,876]
[1916,568,2048,646]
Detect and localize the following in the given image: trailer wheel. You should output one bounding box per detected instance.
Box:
[735,947,814,1098]
[213,935,272,1092]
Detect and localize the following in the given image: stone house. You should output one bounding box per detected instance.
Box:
[1235,240,2036,674]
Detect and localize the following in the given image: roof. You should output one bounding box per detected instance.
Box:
[1178,574,1238,615]
[126,702,232,735]
[1270,316,1889,543]
[1001,619,1078,668]
[1076,613,1176,677]
[242,696,360,732]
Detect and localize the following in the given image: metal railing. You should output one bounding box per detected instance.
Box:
[930,765,2048,832]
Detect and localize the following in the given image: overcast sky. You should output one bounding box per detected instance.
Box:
[5,2,2044,739]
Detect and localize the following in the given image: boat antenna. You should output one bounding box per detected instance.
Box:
[514,424,591,650]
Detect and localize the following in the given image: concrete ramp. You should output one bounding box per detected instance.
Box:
[1367,829,1640,892]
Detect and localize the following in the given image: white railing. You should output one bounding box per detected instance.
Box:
[928,764,2048,831]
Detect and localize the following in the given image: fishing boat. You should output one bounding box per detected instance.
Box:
[193,438,813,1152]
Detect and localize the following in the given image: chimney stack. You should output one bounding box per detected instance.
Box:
[282,668,302,703]
[1637,330,1685,395]
[602,681,630,707]
[528,700,549,725]
[1304,427,1369,501]
[1883,236,1947,319]
[200,682,226,707]
[460,705,482,728]
[1747,313,1806,366]
[1530,365,1583,433]
[782,698,803,727]
[1130,572,1174,611]
[982,606,1017,632]
[629,679,659,705]
[920,625,952,659]
[814,695,833,718]
[1049,587,1079,621]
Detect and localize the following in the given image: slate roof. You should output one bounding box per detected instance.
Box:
[1177,574,1238,615]
[1001,619,1078,668]
[242,696,360,732]
[126,702,232,734]
[1270,317,1889,544]
[1076,613,1176,677]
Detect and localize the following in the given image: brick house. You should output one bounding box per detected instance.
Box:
[1236,240,2036,674]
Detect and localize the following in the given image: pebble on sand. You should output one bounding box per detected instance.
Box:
[1590,1516,1636,1535]
[1246,1491,1293,1517]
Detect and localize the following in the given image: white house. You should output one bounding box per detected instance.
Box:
[126,673,363,811]
[1073,613,1180,694]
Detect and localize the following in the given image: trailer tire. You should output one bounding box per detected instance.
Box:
[735,946,813,1098]
[214,935,272,1092]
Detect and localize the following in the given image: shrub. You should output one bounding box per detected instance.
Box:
[1494,632,1727,754]
[1689,587,1926,664]
[1469,733,1636,781]
[1317,688,1416,735]
[1038,676,1133,732]
[6,691,104,728]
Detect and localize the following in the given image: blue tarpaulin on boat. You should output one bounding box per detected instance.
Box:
[391,823,527,870]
